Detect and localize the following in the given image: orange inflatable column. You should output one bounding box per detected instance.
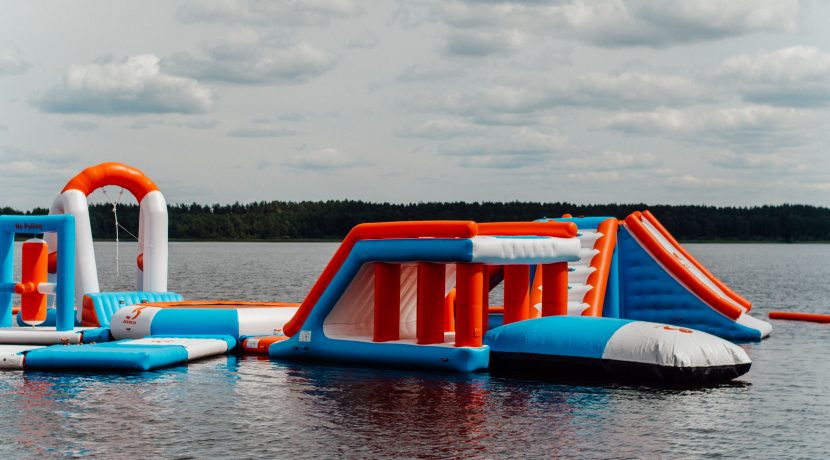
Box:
[373,263,401,342]
[444,288,456,332]
[455,263,484,348]
[417,263,446,345]
[481,266,490,333]
[17,239,48,326]
[503,265,530,325]
[541,262,568,316]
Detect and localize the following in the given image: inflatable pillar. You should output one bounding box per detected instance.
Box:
[455,263,484,347]
[417,263,445,344]
[503,265,530,324]
[542,262,568,316]
[15,239,49,326]
[373,263,400,342]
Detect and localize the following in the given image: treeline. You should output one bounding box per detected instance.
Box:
[3,201,830,242]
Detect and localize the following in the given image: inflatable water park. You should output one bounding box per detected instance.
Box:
[0,163,773,385]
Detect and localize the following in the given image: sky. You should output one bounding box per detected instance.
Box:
[1,0,829,209]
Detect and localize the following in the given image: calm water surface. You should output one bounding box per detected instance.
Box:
[2,242,829,459]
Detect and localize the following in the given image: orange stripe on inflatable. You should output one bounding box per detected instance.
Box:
[642,210,752,311]
[769,311,830,323]
[581,218,618,317]
[62,162,159,202]
[478,221,577,238]
[282,221,478,337]
[138,300,301,309]
[625,212,743,320]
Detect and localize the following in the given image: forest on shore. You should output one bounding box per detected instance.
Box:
[3,201,829,242]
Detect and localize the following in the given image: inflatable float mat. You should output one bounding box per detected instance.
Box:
[0,344,45,370]
[109,301,300,340]
[485,316,751,385]
[23,336,235,372]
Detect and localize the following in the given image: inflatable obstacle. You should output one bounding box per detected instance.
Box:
[513,213,772,341]
[0,162,765,385]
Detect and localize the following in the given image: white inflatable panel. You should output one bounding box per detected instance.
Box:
[237,307,300,336]
[470,236,581,265]
[110,306,162,339]
[736,313,773,339]
[125,337,229,360]
[0,345,44,369]
[603,321,751,367]
[0,328,84,344]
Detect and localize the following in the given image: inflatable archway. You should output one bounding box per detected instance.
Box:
[45,162,168,315]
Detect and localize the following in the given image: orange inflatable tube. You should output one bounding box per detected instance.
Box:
[625,212,743,320]
[769,311,830,323]
[642,210,752,311]
[478,222,577,238]
[581,218,618,317]
[63,162,159,202]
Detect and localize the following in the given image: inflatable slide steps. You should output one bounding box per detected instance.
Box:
[10,336,235,372]
[530,216,618,317]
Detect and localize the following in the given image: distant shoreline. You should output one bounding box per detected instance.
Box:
[5,200,830,243]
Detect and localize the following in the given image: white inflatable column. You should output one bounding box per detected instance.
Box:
[48,190,100,316]
[139,191,168,292]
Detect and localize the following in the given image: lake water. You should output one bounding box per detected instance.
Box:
[1,242,829,458]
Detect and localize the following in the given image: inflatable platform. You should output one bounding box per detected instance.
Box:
[0,162,767,385]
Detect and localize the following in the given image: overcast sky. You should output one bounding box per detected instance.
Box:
[1,0,829,209]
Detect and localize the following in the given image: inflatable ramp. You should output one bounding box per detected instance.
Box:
[620,211,771,340]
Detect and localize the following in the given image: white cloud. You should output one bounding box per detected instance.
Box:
[601,105,815,150]
[228,125,300,137]
[37,55,212,114]
[347,30,380,49]
[177,0,362,26]
[564,151,660,171]
[286,147,362,171]
[61,120,98,131]
[164,30,336,85]
[716,46,830,107]
[544,0,801,47]
[399,118,481,139]
[438,127,567,168]
[443,72,707,121]
[0,43,30,77]
[706,150,806,172]
[445,30,527,56]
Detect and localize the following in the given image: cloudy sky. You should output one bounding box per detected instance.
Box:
[1,0,829,209]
